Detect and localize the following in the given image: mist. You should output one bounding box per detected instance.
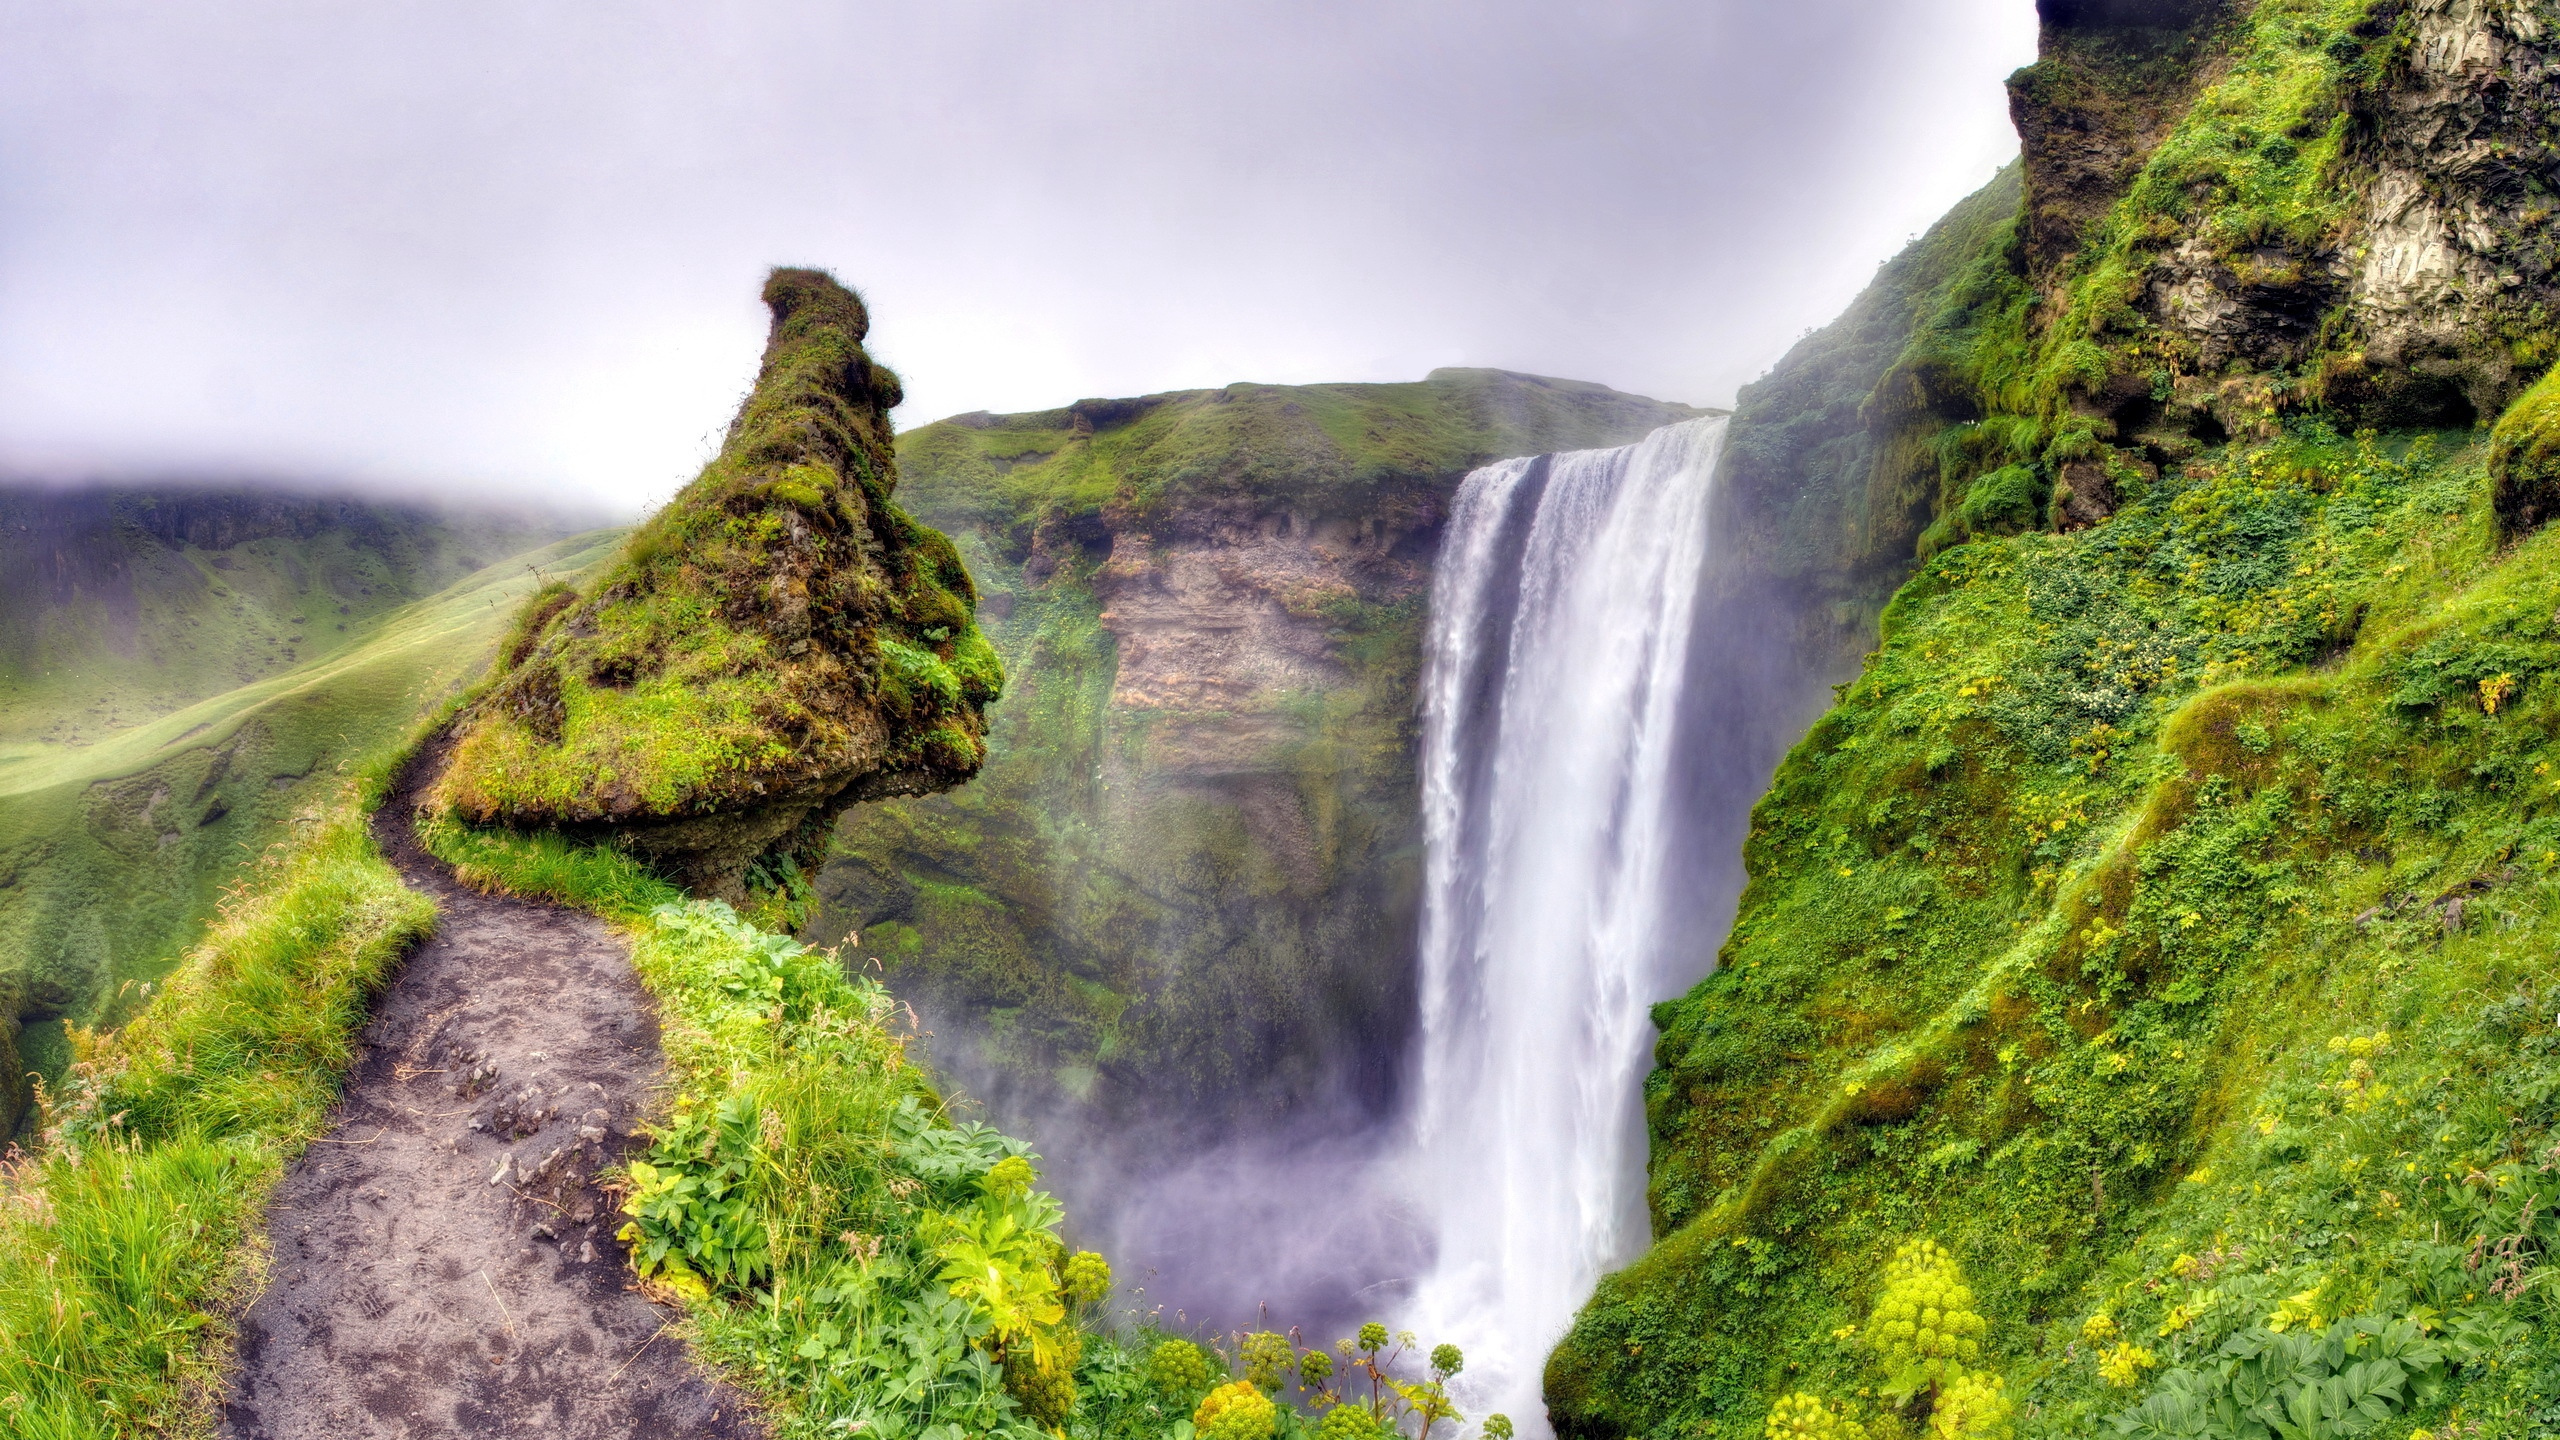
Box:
[1,1,2036,513]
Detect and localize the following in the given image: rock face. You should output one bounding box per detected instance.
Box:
[435,270,999,899]
[2348,0,2560,418]
[2007,0,2560,447]
[2009,0,2238,277]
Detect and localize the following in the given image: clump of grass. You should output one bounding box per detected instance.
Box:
[0,789,433,1437]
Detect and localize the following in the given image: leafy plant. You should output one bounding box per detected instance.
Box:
[2108,1317,2448,1440]
[618,1093,774,1296]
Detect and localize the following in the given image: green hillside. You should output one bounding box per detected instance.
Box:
[0,526,621,1133]
[1555,2,2560,1438]
[0,487,571,747]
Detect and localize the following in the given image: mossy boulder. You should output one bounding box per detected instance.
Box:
[435,268,1000,897]
[2490,364,2560,536]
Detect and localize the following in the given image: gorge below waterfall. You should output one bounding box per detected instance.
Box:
[1400,416,1731,1434]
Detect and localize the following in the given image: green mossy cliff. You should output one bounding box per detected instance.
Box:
[1555,3,2560,1438]
[437,269,998,898]
[812,370,1700,1120]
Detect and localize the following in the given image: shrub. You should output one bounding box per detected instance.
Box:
[1242,1330,1297,1391]
[1926,1372,2011,1439]
[1152,1337,1218,1400]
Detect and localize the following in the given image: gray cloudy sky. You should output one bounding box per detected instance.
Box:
[0,2,2037,513]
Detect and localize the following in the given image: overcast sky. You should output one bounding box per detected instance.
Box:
[0,2,2037,514]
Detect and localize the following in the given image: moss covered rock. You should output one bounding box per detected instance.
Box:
[2490,363,2560,535]
[435,269,999,897]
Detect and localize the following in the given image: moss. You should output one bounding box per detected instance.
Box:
[1553,410,2560,1437]
[2490,363,2560,534]
[435,269,1001,896]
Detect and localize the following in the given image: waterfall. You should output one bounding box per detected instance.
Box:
[1402,415,1728,1436]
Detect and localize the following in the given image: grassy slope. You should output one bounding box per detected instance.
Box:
[0,530,622,1103]
[0,767,435,1438]
[0,489,569,749]
[1555,5,2560,1437]
[1557,420,2560,1439]
[820,370,1702,1113]
[899,367,1705,532]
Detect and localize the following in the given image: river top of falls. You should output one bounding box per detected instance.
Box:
[1401,414,1730,1436]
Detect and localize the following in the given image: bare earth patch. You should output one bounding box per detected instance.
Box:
[219,754,763,1438]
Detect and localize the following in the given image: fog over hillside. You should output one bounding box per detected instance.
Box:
[0,1,2033,511]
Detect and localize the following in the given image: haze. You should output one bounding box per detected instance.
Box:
[0,1,2037,513]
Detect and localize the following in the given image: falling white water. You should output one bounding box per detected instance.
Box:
[1402,415,1728,1437]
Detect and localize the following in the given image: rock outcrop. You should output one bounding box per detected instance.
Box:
[2008,0,2560,447]
[2346,0,2560,420]
[435,269,999,898]
[2008,0,2239,278]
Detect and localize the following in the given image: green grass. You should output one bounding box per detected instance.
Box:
[1553,416,2560,1438]
[897,367,1705,540]
[0,489,570,750]
[0,780,435,1438]
[0,529,623,1129]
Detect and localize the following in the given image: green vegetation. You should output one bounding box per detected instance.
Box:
[0,488,570,749]
[899,368,1703,540]
[1882,0,2459,536]
[0,528,619,1133]
[0,771,434,1437]
[436,269,998,897]
[426,813,1510,1440]
[1554,417,2560,1436]
[2490,363,2560,534]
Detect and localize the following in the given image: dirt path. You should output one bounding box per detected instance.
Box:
[219,752,763,1439]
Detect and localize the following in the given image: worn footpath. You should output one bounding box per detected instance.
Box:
[219,752,761,1439]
